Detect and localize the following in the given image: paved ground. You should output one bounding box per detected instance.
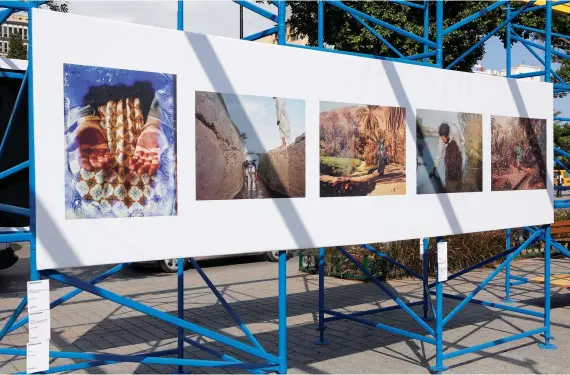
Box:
[1,244,570,374]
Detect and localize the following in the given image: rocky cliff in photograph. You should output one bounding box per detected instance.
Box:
[195,92,244,200]
[258,134,306,198]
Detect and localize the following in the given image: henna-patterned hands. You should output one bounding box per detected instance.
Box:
[129,119,166,176]
[75,118,111,171]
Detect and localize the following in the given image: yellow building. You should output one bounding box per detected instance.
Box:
[256,24,308,46]
[0,13,29,57]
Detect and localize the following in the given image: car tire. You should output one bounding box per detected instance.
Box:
[159,258,188,273]
[264,251,289,262]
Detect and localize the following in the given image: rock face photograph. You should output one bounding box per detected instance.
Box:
[319,101,406,197]
[63,64,177,220]
[416,109,482,194]
[491,115,546,191]
[195,91,305,200]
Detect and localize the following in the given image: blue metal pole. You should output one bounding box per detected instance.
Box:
[362,244,423,279]
[423,0,429,64]
[435,0,443,68]
[447,0,535,70]
[0,161,30,181]
[8,263,130,335]
[444,1,507,36]
[315,247,329,345]
[40,269,281,364]
[28,3,39,282]
[0,297,27,341]
[504,228,513,303]
[243,26,279,41]
[188,258,264,350]
[422,238,430,320]
[277,0,286,45]
[430,237,448,373]
[545,0,552,83]
[337,246,435,336]
[177,0,183,30]
[506,1,512,78]
[348,13,404,58]
[176,3,184,371]
[443,327,546,360]
[539,225,556,349]
[278,250,287,374]
[0,72,28,162]
[318,0,324,48]
[177,258,184,373]
[443,229,543,327]
[325,309,436,344]
[325,0,436,48]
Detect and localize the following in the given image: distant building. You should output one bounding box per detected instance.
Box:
[256,24,309,46]
[472,63,543,82]
[0,13,28,57]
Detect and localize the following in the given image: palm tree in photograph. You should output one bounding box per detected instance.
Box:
[385,107,405,164]
[342,109,359,158]
[327,111,341,155]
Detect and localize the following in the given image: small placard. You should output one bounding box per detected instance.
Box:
[437,241,448,282]
[29,310,51,343]
[419,238,424,257]
[26,341,49,374]
[27,280,49,314]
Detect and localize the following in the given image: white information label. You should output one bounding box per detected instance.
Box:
[437,241,448,282]
[26,341,49,374]
[419,238,424,257]
[29,310,51,342]
[27,280,49,314]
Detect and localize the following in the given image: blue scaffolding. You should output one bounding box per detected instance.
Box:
[0,1,288,374]
[0,0,567,374]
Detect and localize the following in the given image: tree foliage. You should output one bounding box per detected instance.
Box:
[43,1,69,13]
[276,1,570,92]
[7,32,26,60]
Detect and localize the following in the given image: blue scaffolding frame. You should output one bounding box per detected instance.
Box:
[0,1,288,374]
[0,0,567,374]
[232,0,565,373]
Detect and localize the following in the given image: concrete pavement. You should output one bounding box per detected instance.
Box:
[0,244,570,373]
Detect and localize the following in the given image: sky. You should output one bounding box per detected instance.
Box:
[417,109,461,130]
[67,1,566,116]
[320,101,367,113]
[222,93,305,154]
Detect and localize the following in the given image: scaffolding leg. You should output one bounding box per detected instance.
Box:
[315,247,329,345]
[422,238,431,321]
[277,250,288,374]
[503,228,514,303]
[539,225,556,349]
[430,237,448,373]
[177,258,186,373]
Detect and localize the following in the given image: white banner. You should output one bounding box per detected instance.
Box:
[32,10,553,269]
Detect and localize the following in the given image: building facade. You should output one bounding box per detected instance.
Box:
[0,13,28,57]
[256,24,309,46]
[472,63,543,82]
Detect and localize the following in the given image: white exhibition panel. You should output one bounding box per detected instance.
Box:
[32,9,554,270]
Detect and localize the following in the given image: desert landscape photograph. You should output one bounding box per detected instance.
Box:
[491,115,546,191]
[195,91,305,200]
[417,109,482,194]
[319,101,406,197]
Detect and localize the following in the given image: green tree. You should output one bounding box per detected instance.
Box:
[7,32,26,60]
[554,110,570,169]
[275,2,570,87]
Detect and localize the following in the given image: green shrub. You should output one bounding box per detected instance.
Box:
[320,157,361,177]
